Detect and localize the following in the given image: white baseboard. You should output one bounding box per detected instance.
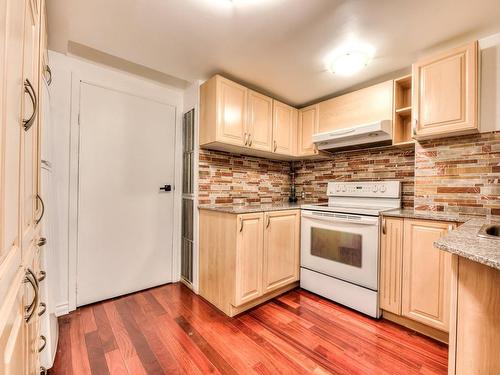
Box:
[55,302,70,317]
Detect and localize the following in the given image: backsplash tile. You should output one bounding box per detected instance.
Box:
[414,131,500,216]
[198,149,291,205]
[294,145,416,208]
[198,132,500,216]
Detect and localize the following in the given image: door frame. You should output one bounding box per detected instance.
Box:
[67,73,183,312]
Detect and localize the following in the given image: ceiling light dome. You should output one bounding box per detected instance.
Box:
[329,50,371,76]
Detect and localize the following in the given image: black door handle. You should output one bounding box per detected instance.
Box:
[160,185,172,192]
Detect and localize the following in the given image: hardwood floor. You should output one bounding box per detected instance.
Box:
[50,283,448,375]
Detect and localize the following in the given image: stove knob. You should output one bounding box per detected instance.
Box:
[372,185,378,192]
[380,185,387,193]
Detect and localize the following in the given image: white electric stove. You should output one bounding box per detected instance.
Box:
[300,181,401,318]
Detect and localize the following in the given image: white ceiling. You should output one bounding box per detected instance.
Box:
[47,0,500,106]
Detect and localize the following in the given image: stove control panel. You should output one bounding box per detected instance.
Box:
[327,181,401,198]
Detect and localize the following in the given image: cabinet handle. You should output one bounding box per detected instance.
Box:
[266,215,270,228]
[23,79,38,131]
[40,366,47,375]
[38,335,47,353]
[273,140,277,152]
[38,270,46,283]
[35,194,45,225]
[45,65,52,86]
[244,132,248,146]
[382,219,386,235]
[24,268,39,323]
[38,302,47,317]
[239,217,243,232]
[412,118,417,137]
[248,134,252,147]
[37,237,47,247]
[448,224,454,232]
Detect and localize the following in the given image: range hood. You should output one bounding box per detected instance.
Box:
[312,120,393,152]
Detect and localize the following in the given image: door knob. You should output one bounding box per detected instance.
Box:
[159,184,172,192]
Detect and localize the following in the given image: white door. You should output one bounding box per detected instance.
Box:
[77,82,176,306]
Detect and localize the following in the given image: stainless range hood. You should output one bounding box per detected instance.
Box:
[312,120,393,152]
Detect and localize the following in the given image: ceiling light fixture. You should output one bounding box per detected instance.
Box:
[324,41,374,77]
[329,50,370,76]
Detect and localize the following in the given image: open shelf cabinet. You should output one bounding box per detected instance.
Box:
[393,75,414,145]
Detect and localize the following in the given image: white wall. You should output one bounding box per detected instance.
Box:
[479,33,500,132]
[48,51,184,315]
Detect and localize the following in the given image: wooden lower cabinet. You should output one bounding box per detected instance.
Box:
[234,213,264,306]
[380,217,456,340]
[262,210,300,293]
[200,209,300,317]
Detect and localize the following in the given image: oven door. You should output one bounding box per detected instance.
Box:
[301,210,379,290]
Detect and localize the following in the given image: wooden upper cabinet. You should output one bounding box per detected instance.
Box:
[247,90,273,152]
[402,219,455,332]
[297,104,319,156]
[234,213,264,307]
[379,217,403,315]
[412,41,478,139]
[200,75,248,147]
[262,210,300,294]
[272,100,297,155]
[318,80,393,133]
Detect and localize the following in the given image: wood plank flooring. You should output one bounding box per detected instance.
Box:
[50,283,448,375]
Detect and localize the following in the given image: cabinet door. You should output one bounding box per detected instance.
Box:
[247,90,273,152]
[413,41,478,139]
[21,0,40,254]
[263,210,300,293]
[402,219,454,331]
[318,80,393,133]
[1,0,25,264]
[379,217,403,315]
[0,270,26,375]
[216,76,247,146]
[297,104,318,156]
[234,213,264,306]
[272,100,296,155]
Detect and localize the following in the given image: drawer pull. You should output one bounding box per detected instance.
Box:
[38,335,47,353]
[38,302,47,317]
[38,270,46,283]
[24,268,39,323]
[23,79,38,131]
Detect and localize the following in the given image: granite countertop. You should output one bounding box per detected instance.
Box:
[434,218,500,271]
[198,202,302,214]
[381,209,477,223]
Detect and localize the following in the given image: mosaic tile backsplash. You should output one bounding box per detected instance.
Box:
[198,131,500,216]
[414,131,500,216]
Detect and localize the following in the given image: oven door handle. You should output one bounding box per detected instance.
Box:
[301,212,379,226]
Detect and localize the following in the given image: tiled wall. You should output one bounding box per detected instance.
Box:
[198,149,291,205]
[198,132,500,216]
[294,145,416,208]
[414,131,500,216]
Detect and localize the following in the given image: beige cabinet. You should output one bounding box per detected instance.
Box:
[0,0,46,372]
[263,210,300,293]
[247,90,273,152]
[200,75,247,147]
[297,104,319,157]
[234,213,264,306]
[318,80,393,133]
[379,217,403,315]
[412,41,478,139]
[272,100,297,155]
[380,217,456,340]
[401,219,455,332]
[199,209,300,317]
[0,271,27,375]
